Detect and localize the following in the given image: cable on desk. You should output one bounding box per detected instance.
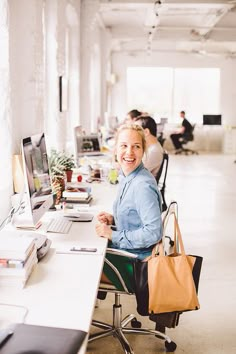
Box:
[0,201,26,231]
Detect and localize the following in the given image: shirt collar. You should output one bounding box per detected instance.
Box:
[120,162,144,183]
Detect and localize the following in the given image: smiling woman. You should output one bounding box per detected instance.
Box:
[115,124,146,176]
[96,123,162,260]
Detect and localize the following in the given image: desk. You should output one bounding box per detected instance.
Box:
[0,182,117,353]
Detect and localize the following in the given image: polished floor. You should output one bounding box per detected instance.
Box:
[88,154,236,354]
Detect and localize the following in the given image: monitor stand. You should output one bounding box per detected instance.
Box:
[12,209,42,230]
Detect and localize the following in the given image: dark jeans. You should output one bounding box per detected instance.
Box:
[170,133,183,149]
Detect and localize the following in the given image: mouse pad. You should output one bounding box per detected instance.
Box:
[0,323,87,354]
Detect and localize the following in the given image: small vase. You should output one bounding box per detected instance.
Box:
[65,170,73,182]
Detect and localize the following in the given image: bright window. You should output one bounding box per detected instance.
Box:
[127,67,220,124]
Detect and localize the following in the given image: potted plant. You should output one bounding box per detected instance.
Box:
[49,149,75,204]
[61,152,76,183]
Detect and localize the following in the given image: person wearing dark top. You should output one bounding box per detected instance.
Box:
[170,111,193,151]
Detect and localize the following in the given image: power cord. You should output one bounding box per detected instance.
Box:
[0,201,25,232]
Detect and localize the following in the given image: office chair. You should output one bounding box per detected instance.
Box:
[175,124,198,155]
[155,152,169,212]
[157,132,166,147]
[89,248,177,353]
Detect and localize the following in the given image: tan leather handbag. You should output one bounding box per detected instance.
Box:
[148,213,200,314]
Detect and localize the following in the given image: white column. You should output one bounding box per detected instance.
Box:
[0,0,12,218]
[9,0,45,144]
[80,0,100,134]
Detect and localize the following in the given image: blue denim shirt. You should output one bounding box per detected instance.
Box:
[110,163,162,260]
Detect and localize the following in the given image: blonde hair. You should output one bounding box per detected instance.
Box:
[115,123,146,153]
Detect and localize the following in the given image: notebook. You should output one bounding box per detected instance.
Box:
[0,323,87,354]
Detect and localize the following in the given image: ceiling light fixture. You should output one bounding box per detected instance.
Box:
[154,0,162,17]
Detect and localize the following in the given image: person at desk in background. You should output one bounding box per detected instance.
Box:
[134,116,164,177]
[170,110,193,152]
[95,123,162,260]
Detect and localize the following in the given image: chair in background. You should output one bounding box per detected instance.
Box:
[155,152,169,212]
[89,248,177,353]
[175,124,198,155]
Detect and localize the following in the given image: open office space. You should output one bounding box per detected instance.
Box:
[0,1,236,353]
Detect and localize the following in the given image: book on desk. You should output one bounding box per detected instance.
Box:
[0,233,38,287]
[62,187,92,204]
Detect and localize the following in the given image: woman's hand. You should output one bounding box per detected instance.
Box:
[97,211,114,225]
[96,223,112,241]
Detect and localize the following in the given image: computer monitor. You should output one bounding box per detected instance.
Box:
[203,114,222,125]
[160,118,168,124]
[13,133,53,229]
[74,132,104,165]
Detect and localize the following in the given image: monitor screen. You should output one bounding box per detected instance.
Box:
[74,132,103,165]
[13,133,53,229]
[160,118,168,124]
[203,114,222,125]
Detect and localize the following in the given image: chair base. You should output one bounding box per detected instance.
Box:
[89,295,177,353]
[175,147,198,155]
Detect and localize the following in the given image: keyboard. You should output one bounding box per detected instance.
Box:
[46,217,73,234]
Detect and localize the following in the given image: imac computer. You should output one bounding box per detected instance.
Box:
[13,133,53,229]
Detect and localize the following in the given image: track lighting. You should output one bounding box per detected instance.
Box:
[154,0,162,16]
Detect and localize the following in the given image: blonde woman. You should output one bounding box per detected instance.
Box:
[96,123,162,260]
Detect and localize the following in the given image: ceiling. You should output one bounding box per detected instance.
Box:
[98,0,236,57]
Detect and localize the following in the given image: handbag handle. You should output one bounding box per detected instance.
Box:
[151,201,178,257]
[151,211,186,258]
[173,213,186,255]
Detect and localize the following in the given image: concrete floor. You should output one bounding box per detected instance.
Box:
[88,154,236,354]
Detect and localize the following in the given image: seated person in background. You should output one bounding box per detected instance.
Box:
[126,109,142,122]
[134,116,164,178]
[95,123,162,261]
[170,110,193,151]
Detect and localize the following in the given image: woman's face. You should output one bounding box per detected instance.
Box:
[116,129,144,176]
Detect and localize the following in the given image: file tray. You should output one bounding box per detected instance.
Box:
[0,323,87,354]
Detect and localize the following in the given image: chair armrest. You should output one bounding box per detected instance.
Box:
[106,248,138,259]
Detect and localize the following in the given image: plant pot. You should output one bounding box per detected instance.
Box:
[65,170,73,182]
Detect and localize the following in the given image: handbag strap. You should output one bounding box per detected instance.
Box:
[150,204,186,258]
[173,213,186,255]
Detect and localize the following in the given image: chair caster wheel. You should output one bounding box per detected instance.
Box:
[165,340,177,352]
[131,318,142,328]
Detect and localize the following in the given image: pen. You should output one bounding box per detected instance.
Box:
[70,247,97,252]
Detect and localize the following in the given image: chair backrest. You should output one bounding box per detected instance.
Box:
[155,152,169,211]
[183,124,195,143]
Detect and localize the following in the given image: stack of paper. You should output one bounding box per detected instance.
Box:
[0,234,38,287]
[62,187,92,204]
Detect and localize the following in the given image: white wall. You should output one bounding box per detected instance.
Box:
[79,0,112,134]
[0,0,81,220]
[110,51,236,127]
[0,0,12,219]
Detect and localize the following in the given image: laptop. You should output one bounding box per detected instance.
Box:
[76,134,105,158]
[0,323,87,354]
